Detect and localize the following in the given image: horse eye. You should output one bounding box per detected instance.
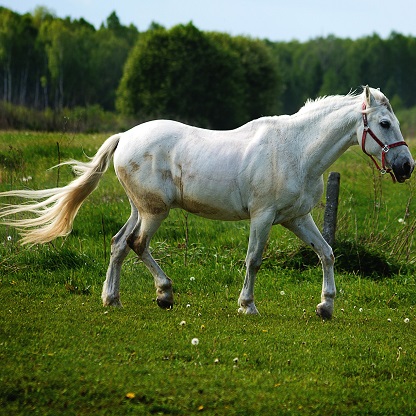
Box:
[380,120,391,129]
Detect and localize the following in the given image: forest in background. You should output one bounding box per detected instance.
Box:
[1,6,416,134]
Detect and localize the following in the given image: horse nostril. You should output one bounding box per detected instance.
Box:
[403,161,413,176]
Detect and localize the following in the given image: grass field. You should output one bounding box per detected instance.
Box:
[1,131,416,415]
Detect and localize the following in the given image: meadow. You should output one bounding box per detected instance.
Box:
[1,131,416,415]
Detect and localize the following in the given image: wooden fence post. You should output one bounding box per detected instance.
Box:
[322,172,340,247]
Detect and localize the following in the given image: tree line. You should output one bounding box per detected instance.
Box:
[1,6,416,131]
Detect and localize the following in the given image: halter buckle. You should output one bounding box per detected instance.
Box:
[382,145,389,153]
[379,168,387,175]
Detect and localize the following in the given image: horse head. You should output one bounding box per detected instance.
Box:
[358,86,414,183]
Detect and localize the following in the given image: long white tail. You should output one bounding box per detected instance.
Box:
[0,134,121,245]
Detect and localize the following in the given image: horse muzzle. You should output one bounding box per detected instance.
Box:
[392,158,414,183]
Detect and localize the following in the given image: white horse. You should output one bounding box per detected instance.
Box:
[0,86,413,318]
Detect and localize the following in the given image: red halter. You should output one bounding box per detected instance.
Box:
[361,103,408,182]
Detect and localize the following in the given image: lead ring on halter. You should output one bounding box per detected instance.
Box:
[361,103,408,182]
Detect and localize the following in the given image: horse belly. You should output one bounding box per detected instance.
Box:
[174,178,249,220]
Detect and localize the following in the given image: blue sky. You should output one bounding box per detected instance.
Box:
[2,0,416,42]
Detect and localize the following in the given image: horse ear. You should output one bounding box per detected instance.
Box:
[364,85,375,107]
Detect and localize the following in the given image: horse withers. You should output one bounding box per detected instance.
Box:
[0,86,413,319]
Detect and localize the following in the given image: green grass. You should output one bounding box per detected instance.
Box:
[1,132,416,415]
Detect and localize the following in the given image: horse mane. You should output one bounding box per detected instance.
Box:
[298,87,392,116]
[297,91,358,115]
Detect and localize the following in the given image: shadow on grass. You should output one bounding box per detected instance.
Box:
[0,245,100,277]
[275,241,411,279]
[34,248,95,272]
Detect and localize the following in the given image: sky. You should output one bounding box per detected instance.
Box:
[2,0,416,42]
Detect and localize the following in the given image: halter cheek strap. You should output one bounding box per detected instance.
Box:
[361,103,408,182]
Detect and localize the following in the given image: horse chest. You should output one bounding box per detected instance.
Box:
[271,176,324,223]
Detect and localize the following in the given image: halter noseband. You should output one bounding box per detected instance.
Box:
[361,103,408,182]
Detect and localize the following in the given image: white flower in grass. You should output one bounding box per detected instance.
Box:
[404,318,410,323]
[191,338,199,346]
[179,320,186,326]
[398,218,406,225]
[7,236,12,241]
[189,276,195,282]
[280,291,285,296]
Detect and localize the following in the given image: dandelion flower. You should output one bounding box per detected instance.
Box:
[191,338,199,345]
[125,392,135,399]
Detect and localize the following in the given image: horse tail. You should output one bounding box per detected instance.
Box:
[0,133,121,245]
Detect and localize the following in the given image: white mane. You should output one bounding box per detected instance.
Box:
[298,91,359,115]
[297,87,393,118]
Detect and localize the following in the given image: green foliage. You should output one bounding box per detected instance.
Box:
[0,6,137,112]
[272,33,416,115]
[210,33,282,120]
[117,23,257,128]
[0,100,136,133]
[396,106,416,138]
[3,5,416,133]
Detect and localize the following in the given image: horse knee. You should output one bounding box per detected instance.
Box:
[320,247,334,268]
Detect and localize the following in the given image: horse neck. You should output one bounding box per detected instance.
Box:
[297,97,360,177]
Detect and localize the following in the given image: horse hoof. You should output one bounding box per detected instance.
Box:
[238,304,259,315]
[316,304,333,320]
[102,297,123,307]
[157,298,173,309]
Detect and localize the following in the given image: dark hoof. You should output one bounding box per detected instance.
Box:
[103,297,123,308]
[316,308,332,320]
[157,299,173,310]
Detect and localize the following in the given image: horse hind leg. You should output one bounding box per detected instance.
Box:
[102,201,138,307]
[127,212,174,309]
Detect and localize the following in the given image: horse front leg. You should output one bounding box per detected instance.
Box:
[238,212,274,315]
[283,213,336,319]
